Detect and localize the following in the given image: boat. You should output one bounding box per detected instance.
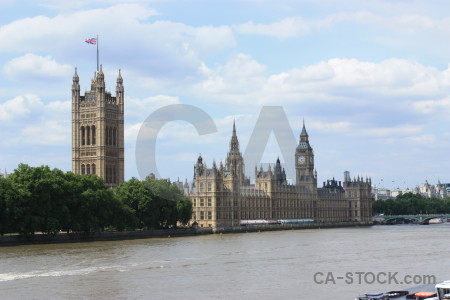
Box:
[436,281,450,299]
[428,218,445,224]
[355,280,450,300]
[386,291,409,297]
[408,291,437,299]
[355,293,389,300]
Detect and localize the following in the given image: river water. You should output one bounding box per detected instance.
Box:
[0,225,448,299]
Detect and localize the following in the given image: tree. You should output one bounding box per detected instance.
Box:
[64,173,116,233]
[115,178,152,229]
[372,192,450,215]
[144,177,192,228]
[0,177,10,235]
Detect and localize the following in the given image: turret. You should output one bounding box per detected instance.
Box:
[116,69,124,106]
[72,67,80,99]
[194,154,204,178]
[91,64,105,92]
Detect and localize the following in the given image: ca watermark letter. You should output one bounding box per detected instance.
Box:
[135,104,217,179]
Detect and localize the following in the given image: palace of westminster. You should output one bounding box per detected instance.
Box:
[71,66,373,228]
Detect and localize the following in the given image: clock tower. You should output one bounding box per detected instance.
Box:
[295,121,316,188]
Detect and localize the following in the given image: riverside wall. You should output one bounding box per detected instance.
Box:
[0,222,372,246]
[213,221,373,234]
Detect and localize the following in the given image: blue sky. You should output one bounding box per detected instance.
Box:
[1,0,450,190]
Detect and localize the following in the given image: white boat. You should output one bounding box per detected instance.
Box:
[436,281,450,299]
[429,218,445,224]
[354,280,450,299]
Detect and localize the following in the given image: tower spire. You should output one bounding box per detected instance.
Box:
[229,119,239,153]
[300,118,309,143]
[232,118,236,137]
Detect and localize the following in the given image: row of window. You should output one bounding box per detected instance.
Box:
[80,125,118,146]
[81,113,96,119]
[198,182,213,192]
[193,211,213,220]
[105,126,117,146]
[80,163,117,184]
[106,165,117,184]
[81,126,96,146]
[81,163,96,175]
[193,198,214,207]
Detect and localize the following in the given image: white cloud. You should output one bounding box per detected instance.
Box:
[195,55,450,110]
[2,53,72,80]
[0,94,70,147]
[406,135,436,144]
[125,95,180,121]
[194,53,266,103]
[411,97,450,114]
[359,125,422,137]
[0,94,43,121]
[21,120,69,145]
[234,17,310,39]
[309,121,351,132]
[233,11,450,40]
[0,4,235,84]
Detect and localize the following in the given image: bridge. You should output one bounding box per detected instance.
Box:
[373,214,450,225]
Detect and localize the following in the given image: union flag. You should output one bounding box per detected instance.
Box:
[85,38,97,45]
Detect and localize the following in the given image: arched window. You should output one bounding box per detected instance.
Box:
[113,166,116,184]
[81,126,85,146]
[200,182,204,192]
[86,164,90,174]
[109,127,113,146]
[92,126,96,145]
[105,127,109,145]
[106,166,110,183]
[81,164,85,175]
[113,127,117,146]
[86,126,90,145]
[91,163,96,175]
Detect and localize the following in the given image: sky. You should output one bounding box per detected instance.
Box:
[1,0,450,190]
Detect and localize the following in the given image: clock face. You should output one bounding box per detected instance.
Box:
[298,156,305,164]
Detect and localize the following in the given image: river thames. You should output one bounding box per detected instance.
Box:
[0,225,448,299]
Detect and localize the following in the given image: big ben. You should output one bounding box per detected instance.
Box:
[295,121,316,189]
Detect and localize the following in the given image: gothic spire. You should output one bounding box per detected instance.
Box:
[73,67,79,82]
[117,69,123,85]
[229,119,239,153]
[300,118,308,138]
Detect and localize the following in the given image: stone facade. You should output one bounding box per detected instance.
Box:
[186,121,373,228]
[413,180,449,199]
[71,65,124,186]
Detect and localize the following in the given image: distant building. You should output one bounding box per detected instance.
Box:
[71,65,125,186]
[413,180,448,199]
[390,188,403,198]
[372,187,391,200]
[184,121,373,228]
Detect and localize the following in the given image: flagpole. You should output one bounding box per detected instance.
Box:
[96,34,99,72]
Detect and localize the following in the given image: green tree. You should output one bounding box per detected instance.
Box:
[144,177,192,228]
[65,173,115,233]
[115,178,153,229]
[7,164,72,235]
[373,192,450,215]
[0,177,10,235]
